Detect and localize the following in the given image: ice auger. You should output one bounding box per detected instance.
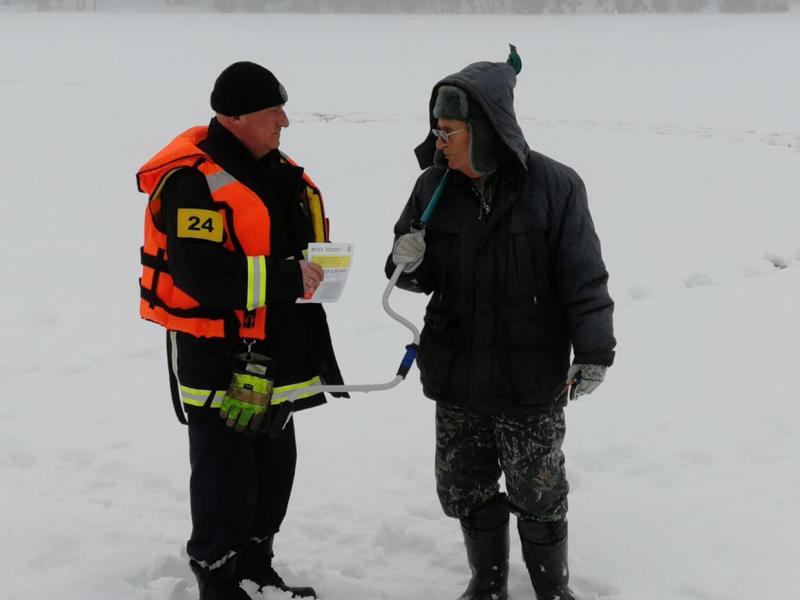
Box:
[281,169,452,406]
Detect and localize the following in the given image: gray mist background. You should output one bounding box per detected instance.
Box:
[4,0,799,15]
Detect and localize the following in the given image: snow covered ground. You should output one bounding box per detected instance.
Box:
[0,11,798,600]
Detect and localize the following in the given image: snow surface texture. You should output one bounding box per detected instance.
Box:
[0,12,798,600]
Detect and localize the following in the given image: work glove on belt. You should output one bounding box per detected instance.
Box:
[219,389,271,434]
[220,354,275,434]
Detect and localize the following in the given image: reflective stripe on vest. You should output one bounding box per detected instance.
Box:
[177,376,322,409]
[272,376,322,405]
[206,170,237,194]
[180,386,227,409]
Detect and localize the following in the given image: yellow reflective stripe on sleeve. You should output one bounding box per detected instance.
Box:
[246,255,267,310]
[306,187,326,243]
[152,168,183,201]
[180,386,227,408]
[271,376,322,405]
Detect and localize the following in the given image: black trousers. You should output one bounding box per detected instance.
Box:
[435,403,569,524]
[186,409,297,566]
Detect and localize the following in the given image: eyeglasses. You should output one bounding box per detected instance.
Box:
[431,128,466,145]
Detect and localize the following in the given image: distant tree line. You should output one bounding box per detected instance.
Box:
[2,0,795,13]
[201,0,799,12]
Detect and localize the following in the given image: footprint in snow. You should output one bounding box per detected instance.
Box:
[56,364,91,376]
[127,553,194,596]
[60,447,96,467]
[763,253,793,270]
[404,502,444,521]
[572,574,622,599]
[2,452,36,468]
[676,448,714,467]
[339,563,367,580]
[678,583,727,600]
[373,522,436,554]
[683,273,713,289]
[628,285,655,300]
[141,576,195,600]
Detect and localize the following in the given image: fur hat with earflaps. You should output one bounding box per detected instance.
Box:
[431,85,509,176]
[416,45,527,176]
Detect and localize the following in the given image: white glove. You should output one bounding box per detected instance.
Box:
[392,229,426,273]
[566,364,607,400]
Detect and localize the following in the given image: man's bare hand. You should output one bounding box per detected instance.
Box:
[299,260,324,297]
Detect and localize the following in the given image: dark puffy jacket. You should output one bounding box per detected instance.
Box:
[386,59,615,414]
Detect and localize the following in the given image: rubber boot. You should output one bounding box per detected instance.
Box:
[518,519,576,600]
[236,536,316,598]
[455,495,510,600]
[458,520,510,600]
[190,558,251,600]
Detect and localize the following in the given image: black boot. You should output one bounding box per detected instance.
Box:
[236,536,316,599]
[458,520,510,600]
[518,519,576,600]
[190,558,251,600]
[456,494,510,600]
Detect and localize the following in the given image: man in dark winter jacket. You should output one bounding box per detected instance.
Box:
[386,47,615,600]
[137,62,347,600]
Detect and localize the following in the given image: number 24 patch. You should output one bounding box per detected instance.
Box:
[177,208,224,243]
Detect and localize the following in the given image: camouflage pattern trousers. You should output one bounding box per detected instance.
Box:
[435,403,569,523]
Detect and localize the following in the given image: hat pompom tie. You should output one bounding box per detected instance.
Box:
[507,44,522,75]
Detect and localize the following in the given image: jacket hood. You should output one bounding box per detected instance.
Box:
[414,50,529,171]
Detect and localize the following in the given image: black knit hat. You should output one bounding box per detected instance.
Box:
[210,61,288,117]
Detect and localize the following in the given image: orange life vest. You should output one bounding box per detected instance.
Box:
[136,126,329,340]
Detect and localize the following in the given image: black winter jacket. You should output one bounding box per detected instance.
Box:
[387,58,615,414]
[162,119,345,413]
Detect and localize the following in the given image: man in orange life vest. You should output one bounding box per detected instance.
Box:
[136,61,347,599]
